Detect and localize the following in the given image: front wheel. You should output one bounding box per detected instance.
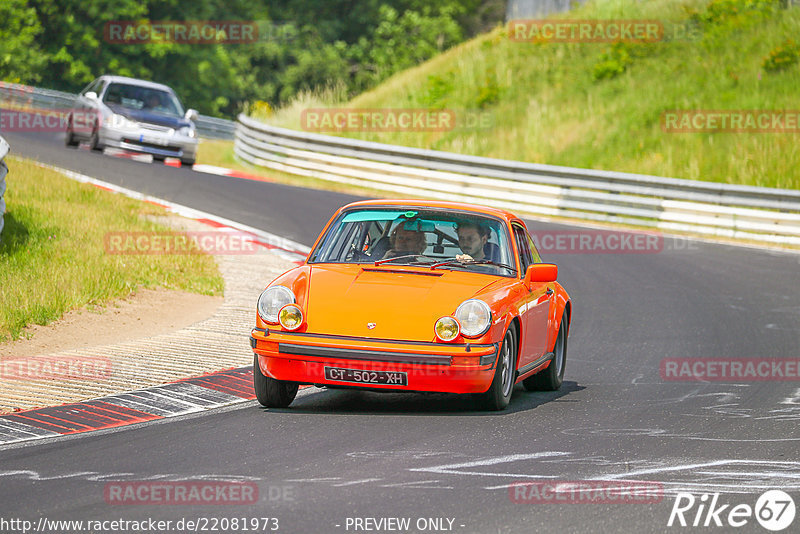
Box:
[523,315,567,392]
[89,126,103,152]
[253,355,299,408]
[65,122,78,147]
[180,157,195,167]
[479,325,517,411]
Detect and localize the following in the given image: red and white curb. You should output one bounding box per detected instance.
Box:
[0,368,256,445]
[36,162,311,265]
[0,368,314,447]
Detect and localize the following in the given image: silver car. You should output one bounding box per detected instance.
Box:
[65,75,199,166]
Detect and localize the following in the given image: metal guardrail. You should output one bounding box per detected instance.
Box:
[235,113,800,246]
[0,82,235,140]
[0,135,8,239]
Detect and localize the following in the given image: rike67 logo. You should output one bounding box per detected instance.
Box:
[668,490,796,531]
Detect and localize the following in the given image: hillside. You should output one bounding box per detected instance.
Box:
[261,0,800,189]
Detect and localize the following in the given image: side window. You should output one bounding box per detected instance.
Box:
[527,233,542,263]
[513,224,533,274]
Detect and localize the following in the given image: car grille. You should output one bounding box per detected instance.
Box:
[139,123,174,133]
[122,138,182,152]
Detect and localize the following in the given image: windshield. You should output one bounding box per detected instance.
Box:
[309,208,516,276]
[102,83,184,117]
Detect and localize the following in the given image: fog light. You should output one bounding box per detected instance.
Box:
[435,316,460,342]
[279,304,303,330]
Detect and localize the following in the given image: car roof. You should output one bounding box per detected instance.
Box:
[338,199,521,222]
[97,75,175,93]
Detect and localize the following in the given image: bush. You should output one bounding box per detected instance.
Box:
[763,39,800,71]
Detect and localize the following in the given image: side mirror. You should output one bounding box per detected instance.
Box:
[85,91,98,100]
[525,263,557,286]
[185,108,199,122]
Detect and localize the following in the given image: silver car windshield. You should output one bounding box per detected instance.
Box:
[309,208,516,277]
[102,83,184,117]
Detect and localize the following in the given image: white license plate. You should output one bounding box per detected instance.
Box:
[139,135,169,146]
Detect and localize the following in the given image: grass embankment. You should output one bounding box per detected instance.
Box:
[0,157,223,342]
[231,0,798,190]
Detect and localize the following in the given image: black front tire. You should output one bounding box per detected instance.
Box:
[254,355,299,408]
[479,325,517,411]
[180,157,196,167]
[523,315,567,392]
[89,126,103,152]
[65,123,78,147]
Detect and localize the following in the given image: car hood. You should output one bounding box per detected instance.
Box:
[304,264,500,341]
[106,103,190,129]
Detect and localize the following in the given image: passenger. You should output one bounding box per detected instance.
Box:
[456,221,490,260]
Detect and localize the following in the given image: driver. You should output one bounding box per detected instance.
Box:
[382,223,427,259]
[456,221,489,260]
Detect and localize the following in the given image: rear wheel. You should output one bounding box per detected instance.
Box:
[253,355,299,408]
[180,157,196,167]
[523,315,567,392]
[479,325,517,411]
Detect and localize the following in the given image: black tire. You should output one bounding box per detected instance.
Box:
[152,155,166,162]
[180,157,196,167]
[479,325,517,411]
[523,315,567,392]
[65,121,78,148]
[253,355,299,408]
[89,125,103,152]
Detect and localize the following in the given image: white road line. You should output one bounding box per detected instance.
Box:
[781,387,800,405]
[409,452,569,478]
[332,478,383,487]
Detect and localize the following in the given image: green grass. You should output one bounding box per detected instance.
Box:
[255,0,800,190]
[0,156,223,342]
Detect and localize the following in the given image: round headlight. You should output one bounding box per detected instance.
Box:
[279,304,303,330]
[454,299,492,337]
[257,286,295,324]
[435,316,460,342]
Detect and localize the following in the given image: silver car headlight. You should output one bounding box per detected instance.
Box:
[178,126,196,138]
[454,299,492,337]
[105,113,139,130]
[257,286,295,324]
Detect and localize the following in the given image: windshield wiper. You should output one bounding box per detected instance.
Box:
[430,258,516,273]
[374,254,435,266]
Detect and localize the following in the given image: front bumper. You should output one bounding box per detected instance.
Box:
[251,328,499,394]
[100,125,198,159]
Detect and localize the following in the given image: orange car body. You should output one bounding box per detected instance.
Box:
[250,199,571,398]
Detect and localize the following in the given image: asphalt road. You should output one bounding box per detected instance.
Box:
[1,129,799,533]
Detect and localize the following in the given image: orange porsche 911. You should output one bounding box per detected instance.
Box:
[250,200,571,410]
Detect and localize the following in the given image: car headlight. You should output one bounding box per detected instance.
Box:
[279,304,304,330]
[105,113,139,130]
[178,126,196,138]
[434,316,460,342]
[454,299,492,337]
[257,286,295,324]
